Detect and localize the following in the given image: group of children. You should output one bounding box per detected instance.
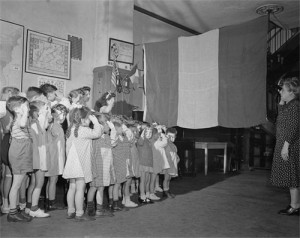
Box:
[0,84,180,222]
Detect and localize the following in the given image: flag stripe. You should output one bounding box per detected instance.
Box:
[178,30,219,128]
[144,39,178,126]
[218,16,268,128]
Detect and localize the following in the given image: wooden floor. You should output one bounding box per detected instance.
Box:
[1,170,299,237]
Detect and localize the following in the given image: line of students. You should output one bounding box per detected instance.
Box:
[0,84,180,222]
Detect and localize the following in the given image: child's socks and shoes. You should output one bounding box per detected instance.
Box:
[29,206,50,218]
[95,204,114,218]
[7,208,32,223]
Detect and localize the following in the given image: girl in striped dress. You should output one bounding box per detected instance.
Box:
[63,107,102,221]
[86,113,116,217]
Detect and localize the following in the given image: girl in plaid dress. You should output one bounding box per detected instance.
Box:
[111,121,131,211]
[86,113,116,217]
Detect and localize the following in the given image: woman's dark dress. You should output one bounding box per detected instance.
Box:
[270,99,300,188]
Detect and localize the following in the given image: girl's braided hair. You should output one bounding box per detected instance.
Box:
[66,106,91,138]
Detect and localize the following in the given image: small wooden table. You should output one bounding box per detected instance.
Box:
[195,142,228,176]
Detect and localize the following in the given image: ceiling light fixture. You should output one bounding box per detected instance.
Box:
[255,4,284,16]
[256,4,287,29]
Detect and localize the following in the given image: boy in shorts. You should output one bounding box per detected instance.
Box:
[6,96,33,222]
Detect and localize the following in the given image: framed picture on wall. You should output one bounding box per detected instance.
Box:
[109,38,134,64]
[25,30,71,80]
[0,19,24,90]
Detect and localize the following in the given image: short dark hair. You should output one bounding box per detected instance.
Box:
[51,103,68,115]
[27,87,45,99]
[1,87,20,99]
[81,86,91,92]
[6,96,28,116]
[40,84,57,95]
[166,127,177,135]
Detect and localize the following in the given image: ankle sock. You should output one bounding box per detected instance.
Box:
[87,201,94,210]
[96,204,103,210]
[19,198,26,204]
[19,202,26,210]
[26,202,32,209]
[49,199,56,206]
[67,207,75,214]
[9,208,17,215]
[31,205,39,211]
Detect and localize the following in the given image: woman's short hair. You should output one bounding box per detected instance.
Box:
[279,72,300,99]
[94,91,116,110]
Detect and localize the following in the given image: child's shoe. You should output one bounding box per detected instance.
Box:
[155,186,163,193]
[125,200,138,208]
[7,211,31,223]
[146,198,154,204]
[29,208,50,218]
[1,205,10,214]
[138,197,147,205]
[95,209,114,217]
[112,201,123,212]
[74,213,96,221]
[66,212,76,219]
[24,208,31,214]
[163,191,175,198]
[149,193,160,201]
[19,210,33,222]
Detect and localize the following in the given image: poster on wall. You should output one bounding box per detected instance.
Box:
[0,19,24,90]
[25,30,71,80]
[37,76,66,95]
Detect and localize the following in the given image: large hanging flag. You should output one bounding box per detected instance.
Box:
[144,16,268,129]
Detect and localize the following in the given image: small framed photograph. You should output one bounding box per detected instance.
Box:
[109,38,134,64]
[25,30,71,79]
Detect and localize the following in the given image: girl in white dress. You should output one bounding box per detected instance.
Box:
[63,107,102,221]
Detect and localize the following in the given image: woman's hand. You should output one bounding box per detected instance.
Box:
[281,142,289,161]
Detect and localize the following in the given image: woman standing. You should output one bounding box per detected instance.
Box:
[270,74,299,216]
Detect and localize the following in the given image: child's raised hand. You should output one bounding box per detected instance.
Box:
[107,120,115,129]
[55,90,64,100]
[140,129,145,139]
[89,115,98,123]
